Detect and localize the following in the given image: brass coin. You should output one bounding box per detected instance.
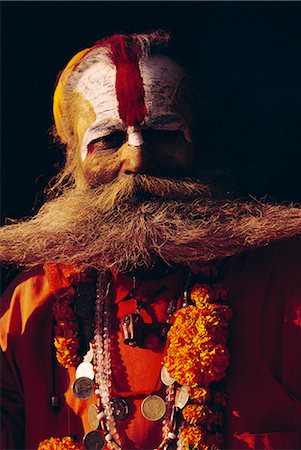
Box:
[141,395,166,421]
[83,430,105,449]
[160,365,175,386]
[72,377,94,400]
[175,385,190,409]
[88,404,100,430]
[111,396,129,421]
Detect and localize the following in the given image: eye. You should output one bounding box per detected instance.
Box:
[142,129,184,144]
[87,131,126,154]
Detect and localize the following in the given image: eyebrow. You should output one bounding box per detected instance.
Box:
[87,114,185,139]
[145,115,185,128]
[88,124,126,137]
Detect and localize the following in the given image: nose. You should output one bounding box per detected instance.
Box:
[120,146,145,175]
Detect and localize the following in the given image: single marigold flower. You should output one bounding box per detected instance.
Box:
[190,386,211,402]
[183,404,210,426]
[54,337,80,368]
[181,424,205,447]
[190,284,213,305]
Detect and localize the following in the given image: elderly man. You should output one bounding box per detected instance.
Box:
[1,32,301,450]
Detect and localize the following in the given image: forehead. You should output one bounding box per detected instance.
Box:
[72,51,187,158]
[75,56,121,134]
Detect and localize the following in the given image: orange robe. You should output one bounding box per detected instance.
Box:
[1,238,301,449]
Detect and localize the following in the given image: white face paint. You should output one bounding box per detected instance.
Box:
[139,55,184,127]
[75,54,124,159]
[75,51,191,160]
[127,126,144,147]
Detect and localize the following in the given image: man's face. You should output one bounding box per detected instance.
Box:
[81,126,196,186]
[71,53,196,187]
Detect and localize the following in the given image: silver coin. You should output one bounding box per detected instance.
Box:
[83,430,105,449]
[160,365,175,386]
[175,385,190,409]
[76,362,94,380]
[72,377,94,400]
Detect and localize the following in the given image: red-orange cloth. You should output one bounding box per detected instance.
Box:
[223,238,301,449]
[1,237,301,449]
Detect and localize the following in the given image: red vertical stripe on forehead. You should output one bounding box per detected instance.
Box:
[95,35,146,126]
[115,62,146,126]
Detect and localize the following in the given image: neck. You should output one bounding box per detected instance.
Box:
[122,260,181,281]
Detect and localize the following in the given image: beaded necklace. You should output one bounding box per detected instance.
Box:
[39,264,231,450]
[92,274,121,448]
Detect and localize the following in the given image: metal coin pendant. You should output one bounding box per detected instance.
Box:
[175,385,190,409]
[160,365,175,386]
[72,377,94,400]
[110,396,129,421]
[76,362,95,380]
[83,430,105,450]
[88,404,100,430]
[141,394,166,421]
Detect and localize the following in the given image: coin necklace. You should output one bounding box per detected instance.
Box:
[46,263,230,450]
[84,273,187,450]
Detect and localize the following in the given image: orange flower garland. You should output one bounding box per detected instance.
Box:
[38,436,84,450]
[164,283,232,449]
[52,287,81,369]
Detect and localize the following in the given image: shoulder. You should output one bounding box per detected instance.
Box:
[222,236,301,339]
[0,266,54,349]
[247,236,301,279]
[1,265,52,309]
[224,236,301,282]
[222,237,301,317]
[266,235,301,265]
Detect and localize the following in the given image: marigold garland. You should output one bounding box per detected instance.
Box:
[38,436,84,450]
[164,282,232,450]
[52,289,81,369]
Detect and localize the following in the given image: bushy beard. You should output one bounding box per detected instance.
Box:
[0,174,300,272]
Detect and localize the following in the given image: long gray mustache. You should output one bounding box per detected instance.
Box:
[0,175,300,271]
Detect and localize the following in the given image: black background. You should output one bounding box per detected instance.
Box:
[2,1,301,224]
